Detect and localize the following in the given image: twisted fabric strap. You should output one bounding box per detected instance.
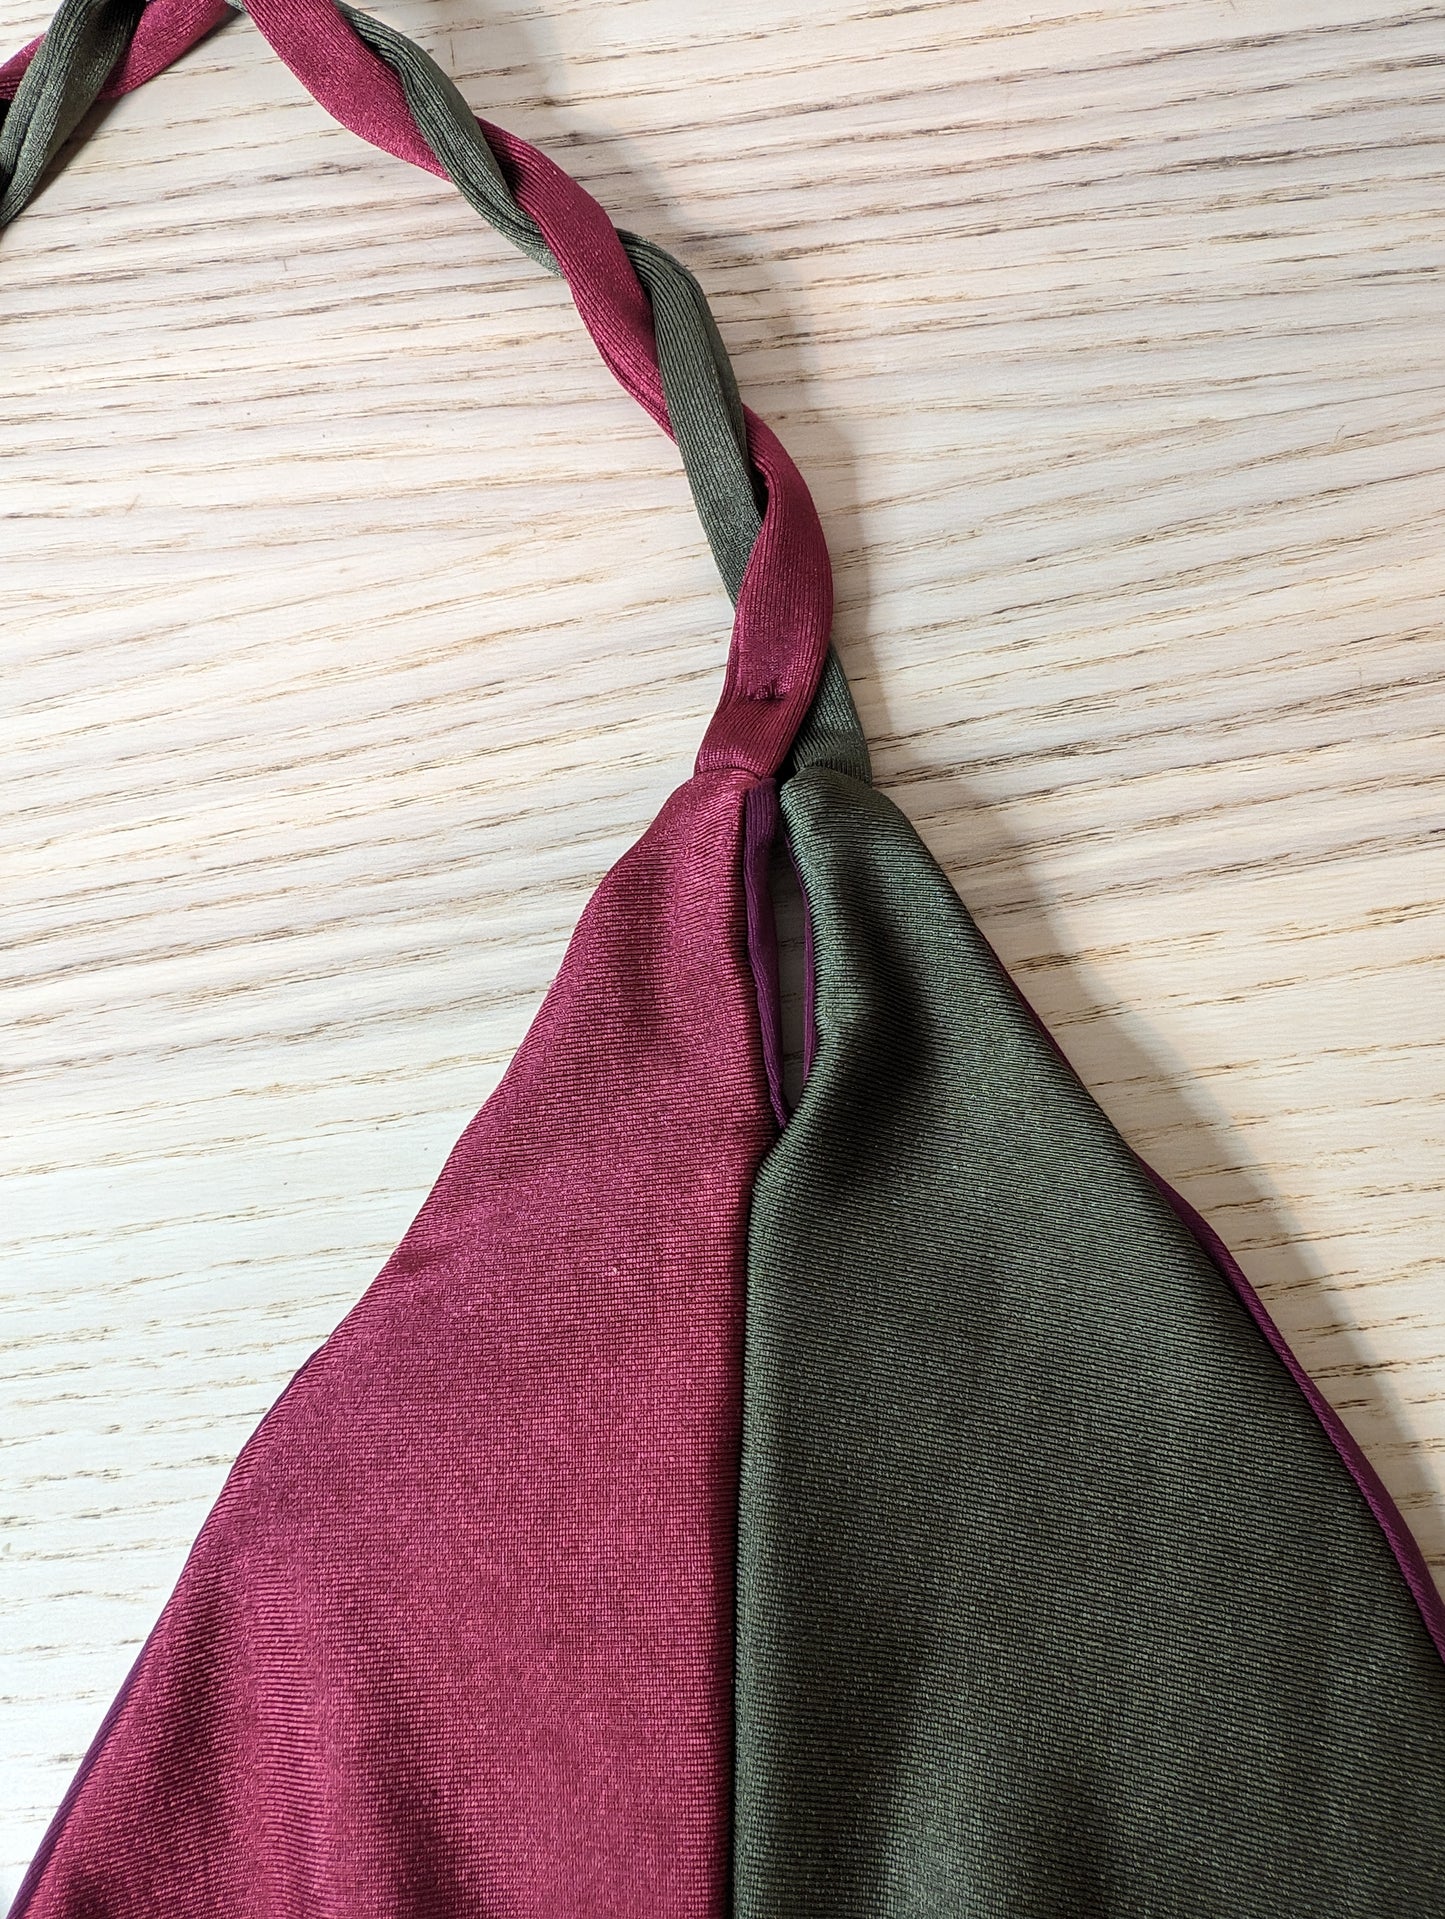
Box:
[1,0,834,779]
[4,14,838,1911]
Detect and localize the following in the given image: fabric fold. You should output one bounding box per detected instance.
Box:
[736,733,1445,1916]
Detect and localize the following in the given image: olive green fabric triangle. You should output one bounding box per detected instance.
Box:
[735,736,1445,1916]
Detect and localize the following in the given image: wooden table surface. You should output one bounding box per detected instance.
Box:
[3,0,1443,1888]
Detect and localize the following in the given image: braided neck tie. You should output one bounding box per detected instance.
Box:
[4,5,831,1913]
[6,7,1445,1917]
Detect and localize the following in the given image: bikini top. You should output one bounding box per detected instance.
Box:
[5,8,1444,1919]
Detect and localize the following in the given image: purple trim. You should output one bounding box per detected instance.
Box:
[973,923,1445,1665]
[792,846,818,1084]
[743,780,788,1128]
[1148,1171,1445,1664]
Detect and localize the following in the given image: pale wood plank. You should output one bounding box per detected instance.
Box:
[3,0,1443,1885]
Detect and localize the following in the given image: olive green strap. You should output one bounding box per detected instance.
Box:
[0,0,141,224]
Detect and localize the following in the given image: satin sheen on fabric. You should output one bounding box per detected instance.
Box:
[17,775,773,1919]
[734,699,1445,1918]
[10,6,1445,1917]
[3,4,830,1913]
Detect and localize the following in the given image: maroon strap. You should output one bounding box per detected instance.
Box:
[1,0,834,778]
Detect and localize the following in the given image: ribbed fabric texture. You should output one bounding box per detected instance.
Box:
[735,714,1445,1916]
[0,0,143,221]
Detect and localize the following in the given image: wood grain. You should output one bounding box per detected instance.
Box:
[3,0,1443,1887]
